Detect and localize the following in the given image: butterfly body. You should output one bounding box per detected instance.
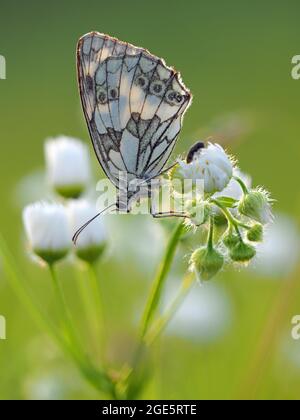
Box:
[77,32,192,214]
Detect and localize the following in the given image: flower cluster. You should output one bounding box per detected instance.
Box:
[23,136,107,266]
[170,141,274,281]
[18,133,276,399]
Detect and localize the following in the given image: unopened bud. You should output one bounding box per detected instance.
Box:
[190,246,224,281]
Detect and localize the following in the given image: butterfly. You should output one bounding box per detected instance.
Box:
[73,32,192,243]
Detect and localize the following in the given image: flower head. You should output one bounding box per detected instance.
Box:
[175,142,233,194]
[238,188,273,225]
[23,202,71,264]
[67,200,107,263]
[45,136,91,198]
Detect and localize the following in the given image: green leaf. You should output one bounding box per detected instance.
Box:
[214,196,238,208]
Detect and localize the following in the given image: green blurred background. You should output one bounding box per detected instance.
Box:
[0,0,300,400]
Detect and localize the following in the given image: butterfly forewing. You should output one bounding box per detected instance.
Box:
[77,31,192,187]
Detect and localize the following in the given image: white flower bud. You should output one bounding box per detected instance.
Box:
[176,143,233,194]
[45,136,91,198]
[23,202,71,264]
[67,200,107,263]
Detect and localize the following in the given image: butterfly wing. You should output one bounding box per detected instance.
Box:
[77,32,192,187]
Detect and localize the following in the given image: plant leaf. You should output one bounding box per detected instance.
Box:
[214,197,238,208]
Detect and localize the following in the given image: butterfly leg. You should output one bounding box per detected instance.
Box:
[152,211,187,219]
[147,180,187,219]
[151,209,187,219]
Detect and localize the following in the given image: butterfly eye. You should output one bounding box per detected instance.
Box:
[166,89,184,105]
[109,87,118,100]
[135,75,149,89]
[149,80,165,96]
[97,87,108,104]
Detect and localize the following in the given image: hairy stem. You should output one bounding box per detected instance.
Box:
[49,264,80,350]
[139,221,184,339]
[233,175,249,195]
[207,215,215,250]
[88,262,107,361]
[211,198,242,238]
[126,221,184,399]
[144,273,195,346]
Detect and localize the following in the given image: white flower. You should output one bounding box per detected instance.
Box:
[67,200,107,262]
[177,143,233,193]
[45,136,91,198]
[177,160,204,181]
[23,202,71,264]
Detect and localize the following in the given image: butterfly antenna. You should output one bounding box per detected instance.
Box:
[72,203,116,245]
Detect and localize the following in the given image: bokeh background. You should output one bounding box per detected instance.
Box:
[0,0,300,400]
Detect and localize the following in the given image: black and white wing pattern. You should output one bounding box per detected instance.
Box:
[77,32,192,187]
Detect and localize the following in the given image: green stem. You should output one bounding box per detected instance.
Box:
[126,273,195,400]
[236,221,251,230]
[207,215,214,250]
[48,264,112,392]
[48,264,80,350]
[0,234,115,397]
[48,264,114,394]
[211,198,242,238]
[76,268,96,347]
[233,176,249,195]
[88,262,107,360]
[139,221,184,339]
[212,198,251,234]
[144,273,195,346]
[126,221,184,399]
[0,238,64,349]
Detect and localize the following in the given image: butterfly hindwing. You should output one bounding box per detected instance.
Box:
[77,31,192,187]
